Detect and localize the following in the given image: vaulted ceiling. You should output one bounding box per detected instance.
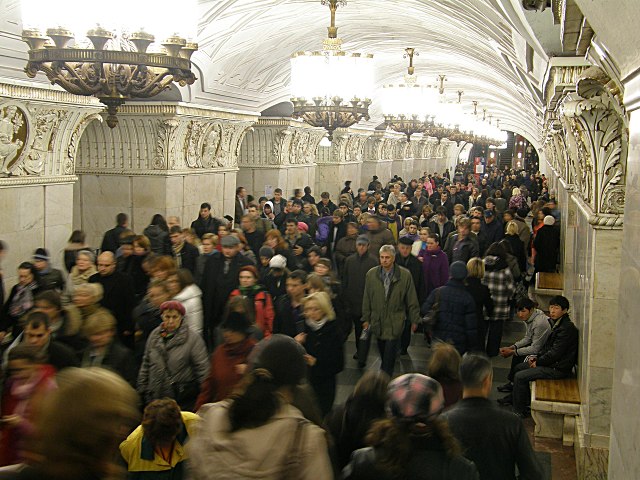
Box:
[189,0,551,143]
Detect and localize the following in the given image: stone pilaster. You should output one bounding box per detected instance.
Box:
[541,64,628,479]
[75,103,257,244]
[315,127,370,199]
[237,117,323,199]
[0,78,102,287]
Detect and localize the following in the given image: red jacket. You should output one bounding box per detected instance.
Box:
[0,364,57,466]
[195,337,257,410]
[229,288,275,338]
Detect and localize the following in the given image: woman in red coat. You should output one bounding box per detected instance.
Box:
[229,266,275,339]
[195,312,256,411]
[0,345,57,466]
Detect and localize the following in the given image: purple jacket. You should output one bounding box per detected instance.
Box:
[420,247,450,296]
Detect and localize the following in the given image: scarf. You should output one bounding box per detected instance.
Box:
[305,317,328,332]
[70,265,97,286]
[9,282,38,318]
[239,285,262,298]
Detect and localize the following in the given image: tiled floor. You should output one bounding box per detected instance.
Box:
[335,319,578,480]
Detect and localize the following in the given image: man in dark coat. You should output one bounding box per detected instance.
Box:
[444,218,479,265]
[89,252,136,349]
[428,207,455,244]
[101,212,129,253]
[190,202,221,238]
[480,209,504,245]
[169,226,200,274]
[200,235,253,348]
[20,312,79,370]
[444,353,543,480]
[32,248,65,292]
[396,237,425,355]
[422,261,478,355]
[533,215,560,273]
[341,236,378,367]
[273,269,307,338]
[511,295,578,417]
[324,210,347,260]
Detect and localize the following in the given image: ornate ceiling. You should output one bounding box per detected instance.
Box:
[190,0,551,143]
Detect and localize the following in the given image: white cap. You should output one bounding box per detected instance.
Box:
[269,254,287,269]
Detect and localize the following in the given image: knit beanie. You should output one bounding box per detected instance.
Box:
[249,334,307,388]
[450,261,468,281]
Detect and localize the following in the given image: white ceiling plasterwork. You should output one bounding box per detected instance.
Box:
[193,0,548,142]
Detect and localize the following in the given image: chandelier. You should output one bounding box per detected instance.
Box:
[20,0,198,128]
[382,48,439,142]
[290,0,374,141]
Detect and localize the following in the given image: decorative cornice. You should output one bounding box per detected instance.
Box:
[0,175,77,187]
[0,78,100,107]
[75,168,239,176]
[118,102,259,122]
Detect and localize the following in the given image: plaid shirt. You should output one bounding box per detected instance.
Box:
[482,261,515,321]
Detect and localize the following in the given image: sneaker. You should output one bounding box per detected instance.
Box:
[497,382,513,393]
[497,394,513,406]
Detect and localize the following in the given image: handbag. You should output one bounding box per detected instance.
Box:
[421,288,441,331]
[158,346,200,408]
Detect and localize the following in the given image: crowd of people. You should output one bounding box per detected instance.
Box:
[0,164,579,479]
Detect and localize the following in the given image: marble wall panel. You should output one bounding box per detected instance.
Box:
[587,366,613,436]
[165,175,185,210]
[609,84,640,479]
[315,164,341,200]
[45,223,73,271]
[44,184,74,228]
[0,187,20,234]
[132,176,167,210]
[222,172,237,218]
[17,187,44,232]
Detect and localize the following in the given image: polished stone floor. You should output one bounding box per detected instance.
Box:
[335,319,577,480]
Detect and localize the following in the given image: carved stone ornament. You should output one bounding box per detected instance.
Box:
[0,103,28,176]
[559,66,628,217]
[153,119,179,169]
[66,113,102,175]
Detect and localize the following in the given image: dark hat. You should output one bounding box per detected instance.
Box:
[398,236,414,246]
[259,246,275,258]
[239,265,259,278]
[483,209,494,217]
[373,175,378,180]
[221,235,240,247]
[250,334,307,387]
[159,300,186,316]
[222,312,253,335]
[386,374,443,420]
[516,208,529,219]
[33,248,50,262]
[356,234,370,245]
[449,261,468,281]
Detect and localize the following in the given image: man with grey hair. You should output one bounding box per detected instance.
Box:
[443,353,543,480]
[362,244,420,376]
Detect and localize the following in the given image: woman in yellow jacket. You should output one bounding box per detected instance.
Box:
[120,398,200,479]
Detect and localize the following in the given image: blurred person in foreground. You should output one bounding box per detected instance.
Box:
[0,367,139,480]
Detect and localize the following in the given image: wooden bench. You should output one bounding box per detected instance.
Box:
[533,272,564,311]
[531,378,580,446]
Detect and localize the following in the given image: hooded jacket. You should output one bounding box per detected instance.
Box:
[188,401,333,480]
[173,284,204,336]
[136,323,209,406]
[143,224,172,256]
[511,308,551,357]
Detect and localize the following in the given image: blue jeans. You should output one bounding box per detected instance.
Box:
[512,362,568,413]
[377,337,401,377]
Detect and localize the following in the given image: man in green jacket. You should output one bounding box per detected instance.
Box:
[362,244,421,376]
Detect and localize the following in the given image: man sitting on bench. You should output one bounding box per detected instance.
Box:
[511,295,579,418]
[496,297,551,406]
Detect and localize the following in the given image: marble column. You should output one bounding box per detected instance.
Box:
[541,64,628,479]
[0,79,102,288]
[75,103,257,245]
[237,118,323,199]
[315,127,370,199]
[608,68,640,480]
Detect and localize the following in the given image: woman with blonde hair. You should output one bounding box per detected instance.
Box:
[296,292,344,416]
[464,257,494,352]
[65,250,97,298]
[427,342,463,408]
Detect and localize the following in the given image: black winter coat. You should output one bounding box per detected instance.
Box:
[422,279,478,355]
[174,242,200,274]
[273,295,304,338]
[465,277,494,327]
[303,320,344,380]
[341,253,378,317]
[536,314,578,374]
[143,225,172,256]
[427,220,456,243]
[201,253,254,330]
[444,397,543,480]
[396,253,426,304]
[343,435,478,480]
[481,218,504,245]
[89,271,136,344]
[82,339,137,387]
[190,216,221,238]
[533,225,560,272]
[101,224,127,253]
